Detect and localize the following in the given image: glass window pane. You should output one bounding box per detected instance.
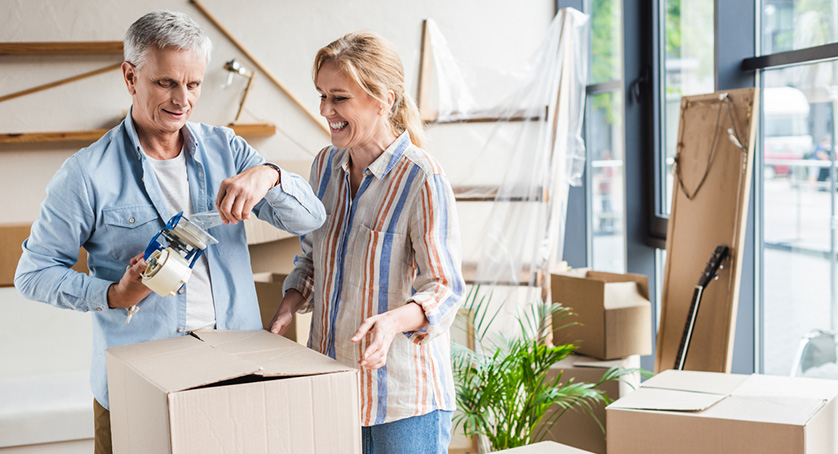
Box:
[762,0,838,55]
[590,0,622,84]
[590,91,626,273]
[661,0,715,215]
[761,60,837,378]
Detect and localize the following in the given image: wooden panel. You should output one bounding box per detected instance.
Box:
[656,88,758,373]
[0,41,123,55]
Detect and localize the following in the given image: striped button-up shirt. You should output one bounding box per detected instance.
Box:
[284,132,464,425]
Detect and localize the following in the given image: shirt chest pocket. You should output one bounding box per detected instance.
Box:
[101,205,161,262]
[346,225,414,292]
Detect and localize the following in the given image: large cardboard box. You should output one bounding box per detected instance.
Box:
[106,330,360,454]
[551,270,651,360]
[542,355,640,454]
[253,272,311,345]
[494,441,595,453]
[607,370,838,454]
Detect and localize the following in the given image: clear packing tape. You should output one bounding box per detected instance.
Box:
[424,9,589,299]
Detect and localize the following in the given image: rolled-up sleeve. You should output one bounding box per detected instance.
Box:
[14,155,111,312]
[405,173,464,344]
[257,167,326,236]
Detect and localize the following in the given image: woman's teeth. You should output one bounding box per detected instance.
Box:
[330,121,348,130]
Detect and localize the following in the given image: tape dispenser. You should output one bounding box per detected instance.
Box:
[140,211,219,297]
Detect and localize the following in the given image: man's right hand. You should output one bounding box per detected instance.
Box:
[268,289,306,335]
[107,253,152,309]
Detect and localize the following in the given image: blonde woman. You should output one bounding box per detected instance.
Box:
[269,32,464,453]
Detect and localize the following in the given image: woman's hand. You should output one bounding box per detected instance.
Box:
[268,289,306,336]
[352,302,427,369]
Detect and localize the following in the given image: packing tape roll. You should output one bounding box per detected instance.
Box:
[141,248,192,297]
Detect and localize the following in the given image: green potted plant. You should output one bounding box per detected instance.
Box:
[451,286,634,452]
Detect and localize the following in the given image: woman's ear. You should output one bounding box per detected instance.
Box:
[387,90,395,109]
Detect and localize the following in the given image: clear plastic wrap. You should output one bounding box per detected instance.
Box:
[423,9,589,305]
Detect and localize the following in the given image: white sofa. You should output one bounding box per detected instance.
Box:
[0,288,94,452]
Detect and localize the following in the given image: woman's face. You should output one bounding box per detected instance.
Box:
[316,60,391,152]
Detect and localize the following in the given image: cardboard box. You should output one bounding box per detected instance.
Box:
[607,370,838,454]
[106,330,360,454]
[542,355,640,454]
[253,273,311,345]
[551,270,651,360]
[1,223,88,287]
[248,237,302,276]
[494,441,595,453]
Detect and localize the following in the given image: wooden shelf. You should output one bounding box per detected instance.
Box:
[453,185,547,202]
[0,123,277,144]
[229,122,276,136]
[0,129,110,144]
[427,111,545,125]
[461,262,539,287]
[0,41,123,55]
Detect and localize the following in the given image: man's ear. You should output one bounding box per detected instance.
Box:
[122,61,137,95]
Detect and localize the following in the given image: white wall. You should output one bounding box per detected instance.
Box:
[0,0,554,223]
[0,0,555,376]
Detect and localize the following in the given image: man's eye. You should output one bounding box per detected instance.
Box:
[319,94,327,100]
[187,82,200,89]
[335,97,348,102]
[158,81,173,88]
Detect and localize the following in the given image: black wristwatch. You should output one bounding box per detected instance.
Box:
[262,162,281,186]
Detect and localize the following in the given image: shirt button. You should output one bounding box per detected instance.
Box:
[178,328,184,333]
[95,307,103,311]
[178,288,185,295]
[128,217,135,224]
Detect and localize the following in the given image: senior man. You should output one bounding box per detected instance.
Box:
[14,10,325,453]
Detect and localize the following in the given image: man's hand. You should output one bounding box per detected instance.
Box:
[216,165,279,225]
[107,253,152,309]
[351,302,427,370]
[267,289,306,336]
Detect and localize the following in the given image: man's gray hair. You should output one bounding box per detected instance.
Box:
[124,10,213,69]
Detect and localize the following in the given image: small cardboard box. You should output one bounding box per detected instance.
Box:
[607,370,838,454]
[107,330,360,454]
[0,224,31,286]
[1,223,88,287]
[551,270,651,360]
[253,272,311,345]
[494,441,595,453]
[542,355,640,454]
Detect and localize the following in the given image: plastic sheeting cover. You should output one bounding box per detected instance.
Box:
[424,9,589,302]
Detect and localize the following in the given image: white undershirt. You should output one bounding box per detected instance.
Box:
[146,149,217,332]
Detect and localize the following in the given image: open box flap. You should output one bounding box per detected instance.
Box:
[106,335,260,393]
[193,330,355,377]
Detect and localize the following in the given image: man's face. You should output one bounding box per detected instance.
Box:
[123,46,206,140]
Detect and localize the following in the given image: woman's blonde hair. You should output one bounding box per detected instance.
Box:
[314,31,425,148]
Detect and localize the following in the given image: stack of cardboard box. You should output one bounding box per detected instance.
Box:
[544,270,653,453]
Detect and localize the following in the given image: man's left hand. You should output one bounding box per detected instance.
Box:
[216,165,279,224]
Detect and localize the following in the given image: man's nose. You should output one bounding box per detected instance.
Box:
[172,85,189,107]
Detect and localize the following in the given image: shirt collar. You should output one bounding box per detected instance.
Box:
[122,106,197,160]
[338,131,412,179]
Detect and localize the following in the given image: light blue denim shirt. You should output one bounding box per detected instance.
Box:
[14,110,325,409]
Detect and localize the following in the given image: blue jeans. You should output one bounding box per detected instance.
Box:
[361,410,453,454]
